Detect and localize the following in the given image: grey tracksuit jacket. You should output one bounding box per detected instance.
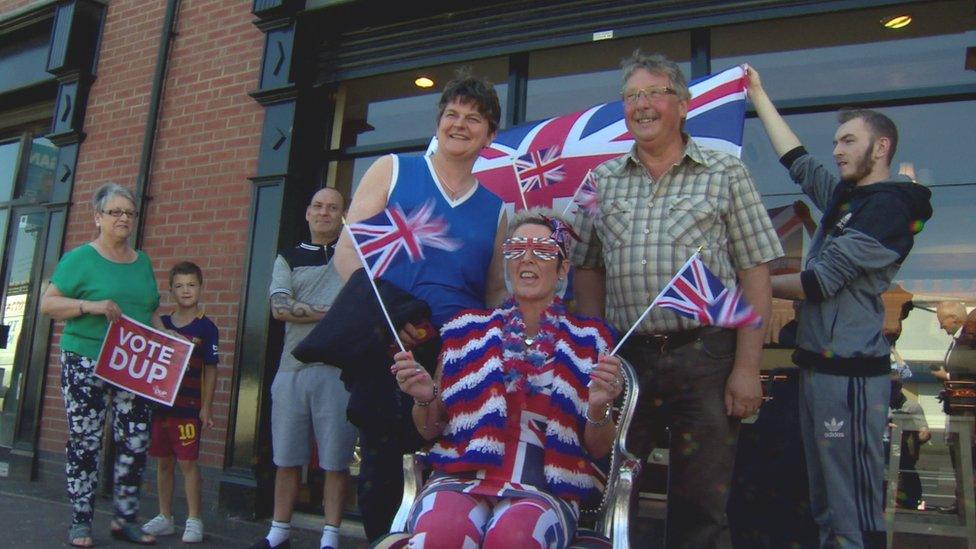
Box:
[781,147,933,377]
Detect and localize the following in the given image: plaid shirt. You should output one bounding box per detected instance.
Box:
[571,137,783,334]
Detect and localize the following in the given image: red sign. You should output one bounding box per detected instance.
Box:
[94,315,194,406]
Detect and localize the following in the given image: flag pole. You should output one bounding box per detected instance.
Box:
[512,159,529,211]
[561,169,592,218]
[342,217,406,353]
[610,247,703,356]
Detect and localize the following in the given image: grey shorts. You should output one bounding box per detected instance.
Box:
[271,365,358,470]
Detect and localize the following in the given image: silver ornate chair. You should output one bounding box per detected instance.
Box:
[386,357,642,548]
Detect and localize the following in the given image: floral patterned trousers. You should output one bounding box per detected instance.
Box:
[60,350,152,527]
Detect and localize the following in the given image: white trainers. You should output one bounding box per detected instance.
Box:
[182,517,204,543]
[141,514,176,536]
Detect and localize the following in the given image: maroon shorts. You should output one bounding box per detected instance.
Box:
[148,416,201,461]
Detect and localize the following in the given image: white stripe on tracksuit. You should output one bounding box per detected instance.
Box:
[799,369,889,548]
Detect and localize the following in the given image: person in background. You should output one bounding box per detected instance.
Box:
[141,262,219,543]
[250,188,358,549]
[888,376,930,510]
[40,182,163,546]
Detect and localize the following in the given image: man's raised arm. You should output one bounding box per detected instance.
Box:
[744,65,803,157]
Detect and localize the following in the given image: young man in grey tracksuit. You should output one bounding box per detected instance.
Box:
[746,66,932,548]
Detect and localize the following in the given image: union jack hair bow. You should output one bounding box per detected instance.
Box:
[347,200,461,278]
[539,214,581,258]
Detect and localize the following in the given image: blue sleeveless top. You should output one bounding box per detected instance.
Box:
[381,154,503,327]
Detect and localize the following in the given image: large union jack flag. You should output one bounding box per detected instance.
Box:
[347,200,460,278]
[657,253,762,329]
[427,65,748,212]
[514,145,565,193]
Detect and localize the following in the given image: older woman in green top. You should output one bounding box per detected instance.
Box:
[40,182,161,547]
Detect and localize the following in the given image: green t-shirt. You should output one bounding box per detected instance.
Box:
[50,244,160,359]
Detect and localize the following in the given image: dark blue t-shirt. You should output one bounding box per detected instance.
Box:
[158,314,219,418]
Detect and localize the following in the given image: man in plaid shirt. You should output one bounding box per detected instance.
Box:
[572,51,782,548]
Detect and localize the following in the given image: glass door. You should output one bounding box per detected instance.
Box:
[0,128,56,447]
[0,209,45,446]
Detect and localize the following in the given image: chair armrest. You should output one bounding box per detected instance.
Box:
[610,457,642,549]
[390,452,427,532]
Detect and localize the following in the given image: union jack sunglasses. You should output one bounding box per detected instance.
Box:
[502,236,563,261]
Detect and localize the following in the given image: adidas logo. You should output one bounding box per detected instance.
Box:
[823,418,845,438]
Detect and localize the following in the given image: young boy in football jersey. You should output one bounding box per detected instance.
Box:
[142,262,219,543]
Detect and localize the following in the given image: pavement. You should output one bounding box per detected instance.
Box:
[0,477,369,549]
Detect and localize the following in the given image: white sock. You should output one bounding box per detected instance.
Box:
[266,521,290,547]
[321,524,339,549]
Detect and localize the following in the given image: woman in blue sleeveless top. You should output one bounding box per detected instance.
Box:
[335,72,508,542]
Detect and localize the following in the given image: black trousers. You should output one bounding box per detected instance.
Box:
[621,329,739,549]
[357,390,427,542]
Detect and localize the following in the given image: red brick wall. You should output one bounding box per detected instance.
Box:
[37,0,265,469]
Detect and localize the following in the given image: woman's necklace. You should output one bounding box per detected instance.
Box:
[431,157,470,199]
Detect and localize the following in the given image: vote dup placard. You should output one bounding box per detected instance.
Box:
[94,315,194,406]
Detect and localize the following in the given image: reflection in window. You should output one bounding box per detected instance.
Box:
[0,211,44,447]
[0,140,21,202]
[15,137,57,203]
[335,58,509,148]
[328,154,384,198]
[712,0,976,101]
[527,33,691,121]
[742,100,976,196]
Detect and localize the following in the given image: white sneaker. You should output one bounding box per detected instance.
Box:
[182,517,204,543]
[142,514,175,536]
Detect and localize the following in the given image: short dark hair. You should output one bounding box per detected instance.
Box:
[837,108,899,165]
[436,68,501,134]
[169,261,203,287]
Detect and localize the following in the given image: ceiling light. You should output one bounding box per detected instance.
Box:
[414,77,435,88]
[881,15,912,29]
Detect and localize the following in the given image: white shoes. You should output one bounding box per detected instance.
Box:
[141,514,175,536]
[182,517,204,543]
[141,514,203,543]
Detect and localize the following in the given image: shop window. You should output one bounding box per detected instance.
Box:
[334,57,509,149]
[0,27,53,95]
[0,140,20,202]
[526,33,691,122]
[743,100,976,195]
[325,154,382,199]
[712,0,976,102]
[15,136,57,203]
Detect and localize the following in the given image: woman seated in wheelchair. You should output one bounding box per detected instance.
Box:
[391,209,624,548]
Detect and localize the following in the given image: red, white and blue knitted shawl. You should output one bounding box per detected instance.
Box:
[429,299,615,502]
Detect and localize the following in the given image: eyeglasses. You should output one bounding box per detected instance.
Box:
[622,86,677,104]
[502,237,562,261]
[101,208,139,218]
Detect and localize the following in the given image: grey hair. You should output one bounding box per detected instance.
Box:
[505,207,567,239]
[620,49,691,102]
[92,182,136,213]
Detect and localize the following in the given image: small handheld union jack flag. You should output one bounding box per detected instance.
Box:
[571,171,599,217]
[514,145,565,193]
[347,200,460,278]
[612,252,761,355]
[657,254,762,329]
